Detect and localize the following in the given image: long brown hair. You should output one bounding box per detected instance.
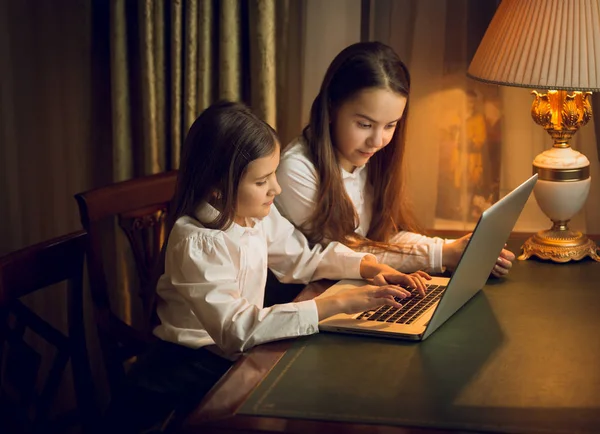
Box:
[169,100,278,231]
[302,41,418,250]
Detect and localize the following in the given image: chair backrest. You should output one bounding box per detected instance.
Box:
[0,231,96,433]
[74,170,177,396]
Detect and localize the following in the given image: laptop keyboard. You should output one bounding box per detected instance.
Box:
[357,284,447,325]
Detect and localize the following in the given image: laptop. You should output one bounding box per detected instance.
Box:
[317,174,538,341]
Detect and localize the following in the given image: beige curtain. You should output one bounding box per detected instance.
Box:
[0,0,96,255]
[0,0,98,418]
[109,0,303,182]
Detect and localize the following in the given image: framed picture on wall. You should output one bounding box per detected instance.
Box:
[434,82,502,229]
[433,0,502,230]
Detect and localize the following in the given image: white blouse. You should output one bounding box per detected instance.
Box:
[153,202,369,359]
[275,138,449,274]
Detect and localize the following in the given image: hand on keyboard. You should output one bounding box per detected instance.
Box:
[372,269,431,297]
[359,284,446,324]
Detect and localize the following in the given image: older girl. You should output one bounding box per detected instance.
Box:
[275,41,514,277]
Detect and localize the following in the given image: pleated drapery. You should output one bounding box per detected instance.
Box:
[109,0,294,182]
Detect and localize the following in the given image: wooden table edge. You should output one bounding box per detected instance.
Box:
[185,414,455,434]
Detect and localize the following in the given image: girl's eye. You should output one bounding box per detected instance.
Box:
[256,180,267,186]
[385,123,397,130]
[357,122,371,129]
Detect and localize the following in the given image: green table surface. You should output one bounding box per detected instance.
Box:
[239,249,600,433]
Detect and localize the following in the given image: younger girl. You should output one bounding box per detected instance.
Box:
[121,100,430,431]
[275,41,514,277]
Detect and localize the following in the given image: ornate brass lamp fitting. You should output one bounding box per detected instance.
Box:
[519,90,600,262]
[531,90,592,147]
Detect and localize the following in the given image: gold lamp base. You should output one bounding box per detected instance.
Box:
[515,89,600,264]
[519,225,600,262]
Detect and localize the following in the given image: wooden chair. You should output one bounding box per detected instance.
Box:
[0,231,96,433]
[74,170,177,402]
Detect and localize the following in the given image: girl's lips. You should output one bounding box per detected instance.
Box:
[359,151,374,157]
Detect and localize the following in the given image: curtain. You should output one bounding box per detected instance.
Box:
[370,0,600,235]
[0,0,97,418]
[108,0,302,182]
[0,0,96,256]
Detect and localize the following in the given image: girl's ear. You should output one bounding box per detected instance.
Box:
[209,189,224,209]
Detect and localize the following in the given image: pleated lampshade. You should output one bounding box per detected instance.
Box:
[467,0,600,91]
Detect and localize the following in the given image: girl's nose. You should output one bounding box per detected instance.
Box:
[367,128,384,149]
[271,176,282,196]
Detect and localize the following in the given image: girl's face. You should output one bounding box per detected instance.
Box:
[234,143,282,226]
[330,87,407,172]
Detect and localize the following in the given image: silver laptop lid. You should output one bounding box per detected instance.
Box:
[422,174,537,340]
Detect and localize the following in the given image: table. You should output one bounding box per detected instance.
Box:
[183,236,600,434]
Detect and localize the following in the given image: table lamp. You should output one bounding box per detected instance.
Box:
[467,0,600,262]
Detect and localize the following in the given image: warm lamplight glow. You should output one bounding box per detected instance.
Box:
[468,0,600,262]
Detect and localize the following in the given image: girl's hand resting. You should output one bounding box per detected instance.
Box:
[442,234,515,277]
[491,248,515,277]
[315,284,410,321]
